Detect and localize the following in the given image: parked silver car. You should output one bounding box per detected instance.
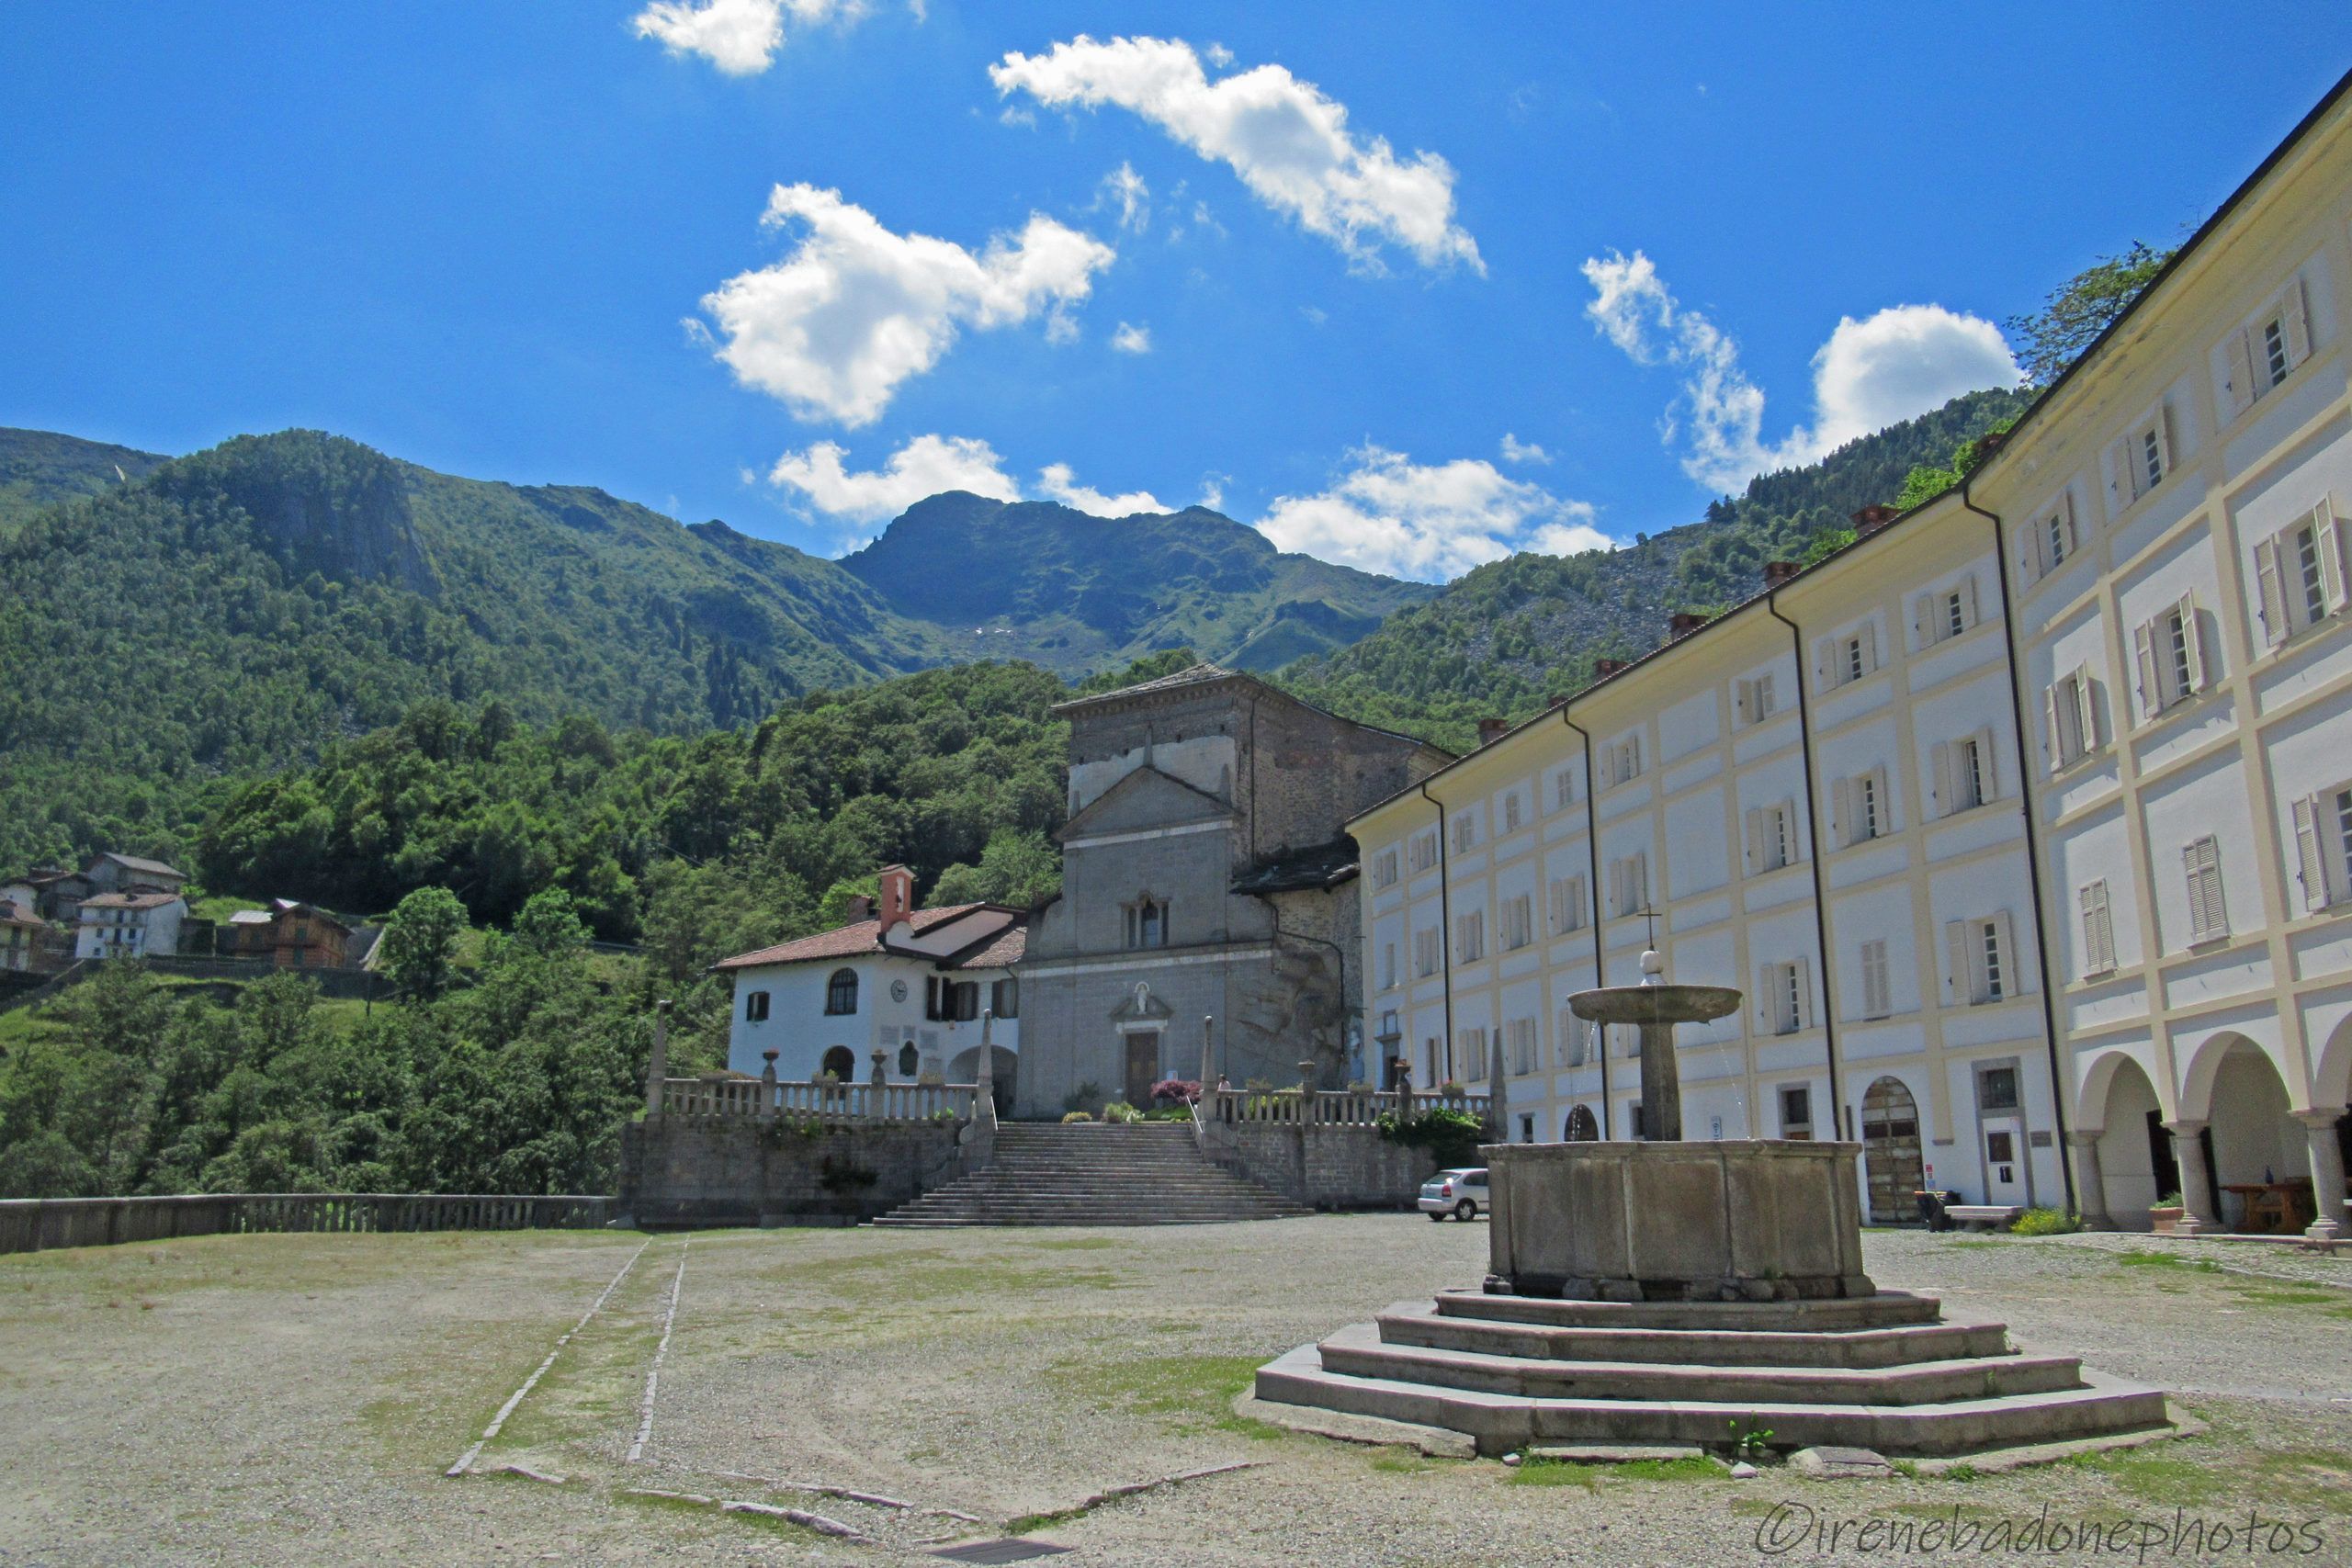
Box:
[1418,1167,1488,1221]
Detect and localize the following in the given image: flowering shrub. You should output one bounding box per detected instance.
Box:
[1102,1100,1145,1123]
[1061,1111,1095,1123]
[1150,1078,1203,1107]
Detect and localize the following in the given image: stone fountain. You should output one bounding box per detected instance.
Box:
[1484,948,1873,1303]
[1249,951,2175,1461]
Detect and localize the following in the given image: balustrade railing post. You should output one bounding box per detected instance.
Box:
[644,998,672,1116]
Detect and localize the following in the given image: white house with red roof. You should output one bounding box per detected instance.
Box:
[74,890,186,961]
[715,864,1024,1107]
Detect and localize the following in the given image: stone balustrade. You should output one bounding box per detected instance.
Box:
[1204,1088,1492,1127]
[655,1076,978,1125]
[0,1192,611,1256]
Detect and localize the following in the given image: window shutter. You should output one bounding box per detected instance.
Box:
[1945,919,1973,1004]
[1831,777,1850,846]
[2078,884,2099,973]
[1630,734,1642,774]
[1795,956,1814,1030]
[1756,964,1773,1027]
[2154,404,2176,478]
[1735,682,1753,725]
[1782,797,1800,862]
[1744,807,1762,874]
[1608,859,1622,917]
[2293,797,2324,912]
[2019,524,2044,586]
[1991,911,2017,995]
[2059,490,2078,555]
[2284,276,2312,366]
[2041,687,2061,768]
[2110,438,2136,506]
[1817,639,1838,688]
[2072,666,2098,753]
[1861,621,1879,672]
[1974,727,1999,802]
[2255,535,2289,645]
[2177,595,2207,692]
[1913,594,1933,648]
[2225,329,2256,415]
[1930,741,1952,816]
[1959,575,1979,629]
[2318,499,2348,613]
[2132,622,2158,717]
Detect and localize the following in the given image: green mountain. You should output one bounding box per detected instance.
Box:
[0,427,1429,871]
[840,491,1438,671]
[0,428,167,538]
[1279,388,2032,750]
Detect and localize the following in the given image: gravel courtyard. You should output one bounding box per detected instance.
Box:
[4,1218,2349,1566]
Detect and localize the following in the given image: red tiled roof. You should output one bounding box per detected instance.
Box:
[79,891,181,912]
[714,904,992,971]
[947,925,1026,970]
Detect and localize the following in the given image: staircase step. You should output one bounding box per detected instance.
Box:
[1432,1288,1947,1333]
[868,1122,1306,1228]
[1381,1303,2011,1368]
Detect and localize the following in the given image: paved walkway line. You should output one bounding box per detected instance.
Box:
[626,1236,691,1463]
[445,1236,652,1477]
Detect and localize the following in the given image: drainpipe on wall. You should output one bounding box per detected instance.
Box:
[1419,782,1454,1085]
[1557,705,1613,1137]
[1764,592,1849,1139]
[1960,476,2077,1212]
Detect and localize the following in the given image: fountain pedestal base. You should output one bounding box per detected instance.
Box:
[1483,1140,1875,1302]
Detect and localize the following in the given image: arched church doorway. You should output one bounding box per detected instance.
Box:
[820,1045,856,1083]
[1860,1077,1924,1224]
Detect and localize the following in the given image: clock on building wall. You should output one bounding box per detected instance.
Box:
[889,979,909,1003]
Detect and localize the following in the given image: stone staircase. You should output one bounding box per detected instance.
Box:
[1256,1289,2171,1459]
[871,1121,1309,1227]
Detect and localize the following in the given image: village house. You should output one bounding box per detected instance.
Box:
[81,852,187,897]
[1014,663,1449,1117]
[8,868,95,923]
[1350,77,2352,1243]
[716,865,1024,1108]
[217,899,353,968]
[74,891,187,962]
[0,899,51,973]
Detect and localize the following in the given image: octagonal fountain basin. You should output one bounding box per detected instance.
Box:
[1564,983,1744,1027]
[1484,1138,1876,1303]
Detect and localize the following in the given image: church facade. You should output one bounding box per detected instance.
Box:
[1012,664,1450,1117]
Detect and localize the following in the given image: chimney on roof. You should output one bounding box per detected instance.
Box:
[844,895,875,923]
[1476,716,1510,747]
[1594,657,1631,679]
[877,863,915,930]
[1851,503,1899,535]
[1667,611,1707,641]
[1762,559,1801,588]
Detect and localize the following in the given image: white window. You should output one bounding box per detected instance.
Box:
[2020,493,2078,585]
[2110,406,2174,508]
[1932,731,1996,817]
[2255,501,2347,648]
[2078,880,2118,977]
[1123,898,1169,950]
[1912,580,1980,649]
[1609,852,1649,919]
[1502,792,1523,833]
[2132,595,2210,718]
[1455,910,1485,963]
[1602,733,1644,786]
[1413,928,1441,978]
[1548,874,1587,934]
[2223,277,2312,415]
[1746,800,1795,874]
[2291,784,2352,912]
[1506,1018,1539,1077]
[1858,939,1892,1020]
[1408,831,1439,874]
[1455,1026,1487,1083]
[1451,815,1479,854]
[1779,1084,1815,1138]
[1946,913,2017,1005]
[1559,1011,1590,1068]
[1759,958,1812,1035]
[1379,942,1397,991]
[1833,768,1888,847]
[1501,894,1533,952]
[2044,668,2098,771]
[2183,835,2228,945]
[1736,672,1776,725]
[1373,849,1399,888]
[1552,769,1577,811]
[1823,624,1879,687]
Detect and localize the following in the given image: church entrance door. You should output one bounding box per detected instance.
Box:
[1124,1032,1160,1109]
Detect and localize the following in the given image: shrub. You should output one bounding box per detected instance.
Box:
[2009,1207,2080,1236]
[1143,1105,1193,1122]
[1101,1100,1144,1124]
[2155,1190,2185,1208]
[1376,1107,1487,1168]
[1149,1077,1202,1107]
[1061,1111,1095,1123]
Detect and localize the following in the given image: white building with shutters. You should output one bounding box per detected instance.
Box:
[1349,74,2352,1241]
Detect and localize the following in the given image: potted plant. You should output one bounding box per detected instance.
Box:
[2148,1191,2186,1235]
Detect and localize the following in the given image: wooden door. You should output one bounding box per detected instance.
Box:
[1124,1033,1159,1109]
[1860,1077,1924,1224]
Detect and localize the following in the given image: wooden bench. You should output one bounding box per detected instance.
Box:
[1942,1203,2025,1233]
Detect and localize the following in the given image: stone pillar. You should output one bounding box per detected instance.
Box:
[2066,1131,2111,1229]
[1298,1058,1317,1095]
[2165,1120,2216,1235]
[643,999,672,1116]
[761,1050,779,1121]
[1487,1029,1510,1140]
[1200,1017,1216,1094]
[1637,1022,1680,1142]
[974,1010,998,1132]
[2296,1108,2346,1244]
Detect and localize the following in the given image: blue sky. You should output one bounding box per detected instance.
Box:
[6,5,2347,581]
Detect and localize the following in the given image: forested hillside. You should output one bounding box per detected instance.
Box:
[0,427,165,537]
[1280,388,2030,749]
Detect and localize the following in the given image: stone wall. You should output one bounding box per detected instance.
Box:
[1198,1119,1441,1210]
[617,1115,977,1227]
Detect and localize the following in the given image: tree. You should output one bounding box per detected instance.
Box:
[929,828,1062,908]
[2007,242,2177,387]
[381,886,466,1000]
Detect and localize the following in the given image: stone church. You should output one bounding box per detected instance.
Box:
[1014,663,1450,1117]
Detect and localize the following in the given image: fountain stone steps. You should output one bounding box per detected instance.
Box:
[1376,1306,2015,1369]
[1430,1287,1946,1332]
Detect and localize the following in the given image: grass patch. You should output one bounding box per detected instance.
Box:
[2065,1438,2352,1516]
[1024,1237,1123,1251]
[1510,1454,1722,1488]
[1369,1451,1434,1475]
[2114,1249,2222,1274]
[1002,1506,1088,1536]
[1940,1239,2005,1250]
[1053,1353,1264,1424]
[1509,1459,1602,1490]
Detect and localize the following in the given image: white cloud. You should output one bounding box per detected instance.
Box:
[697,184,1116,426]
[1037,463,1165,516]
[991,35,1480,274]
[1111,321,1151,355]
[767,433,1019,523]
[1580,249,2022,491]
[1498,433,1551,466]
[1257,446,1608,581]
[631,0,862,75]
[1098,162,1150,231]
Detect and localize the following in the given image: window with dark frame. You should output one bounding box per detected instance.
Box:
[824,967,857,1015]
